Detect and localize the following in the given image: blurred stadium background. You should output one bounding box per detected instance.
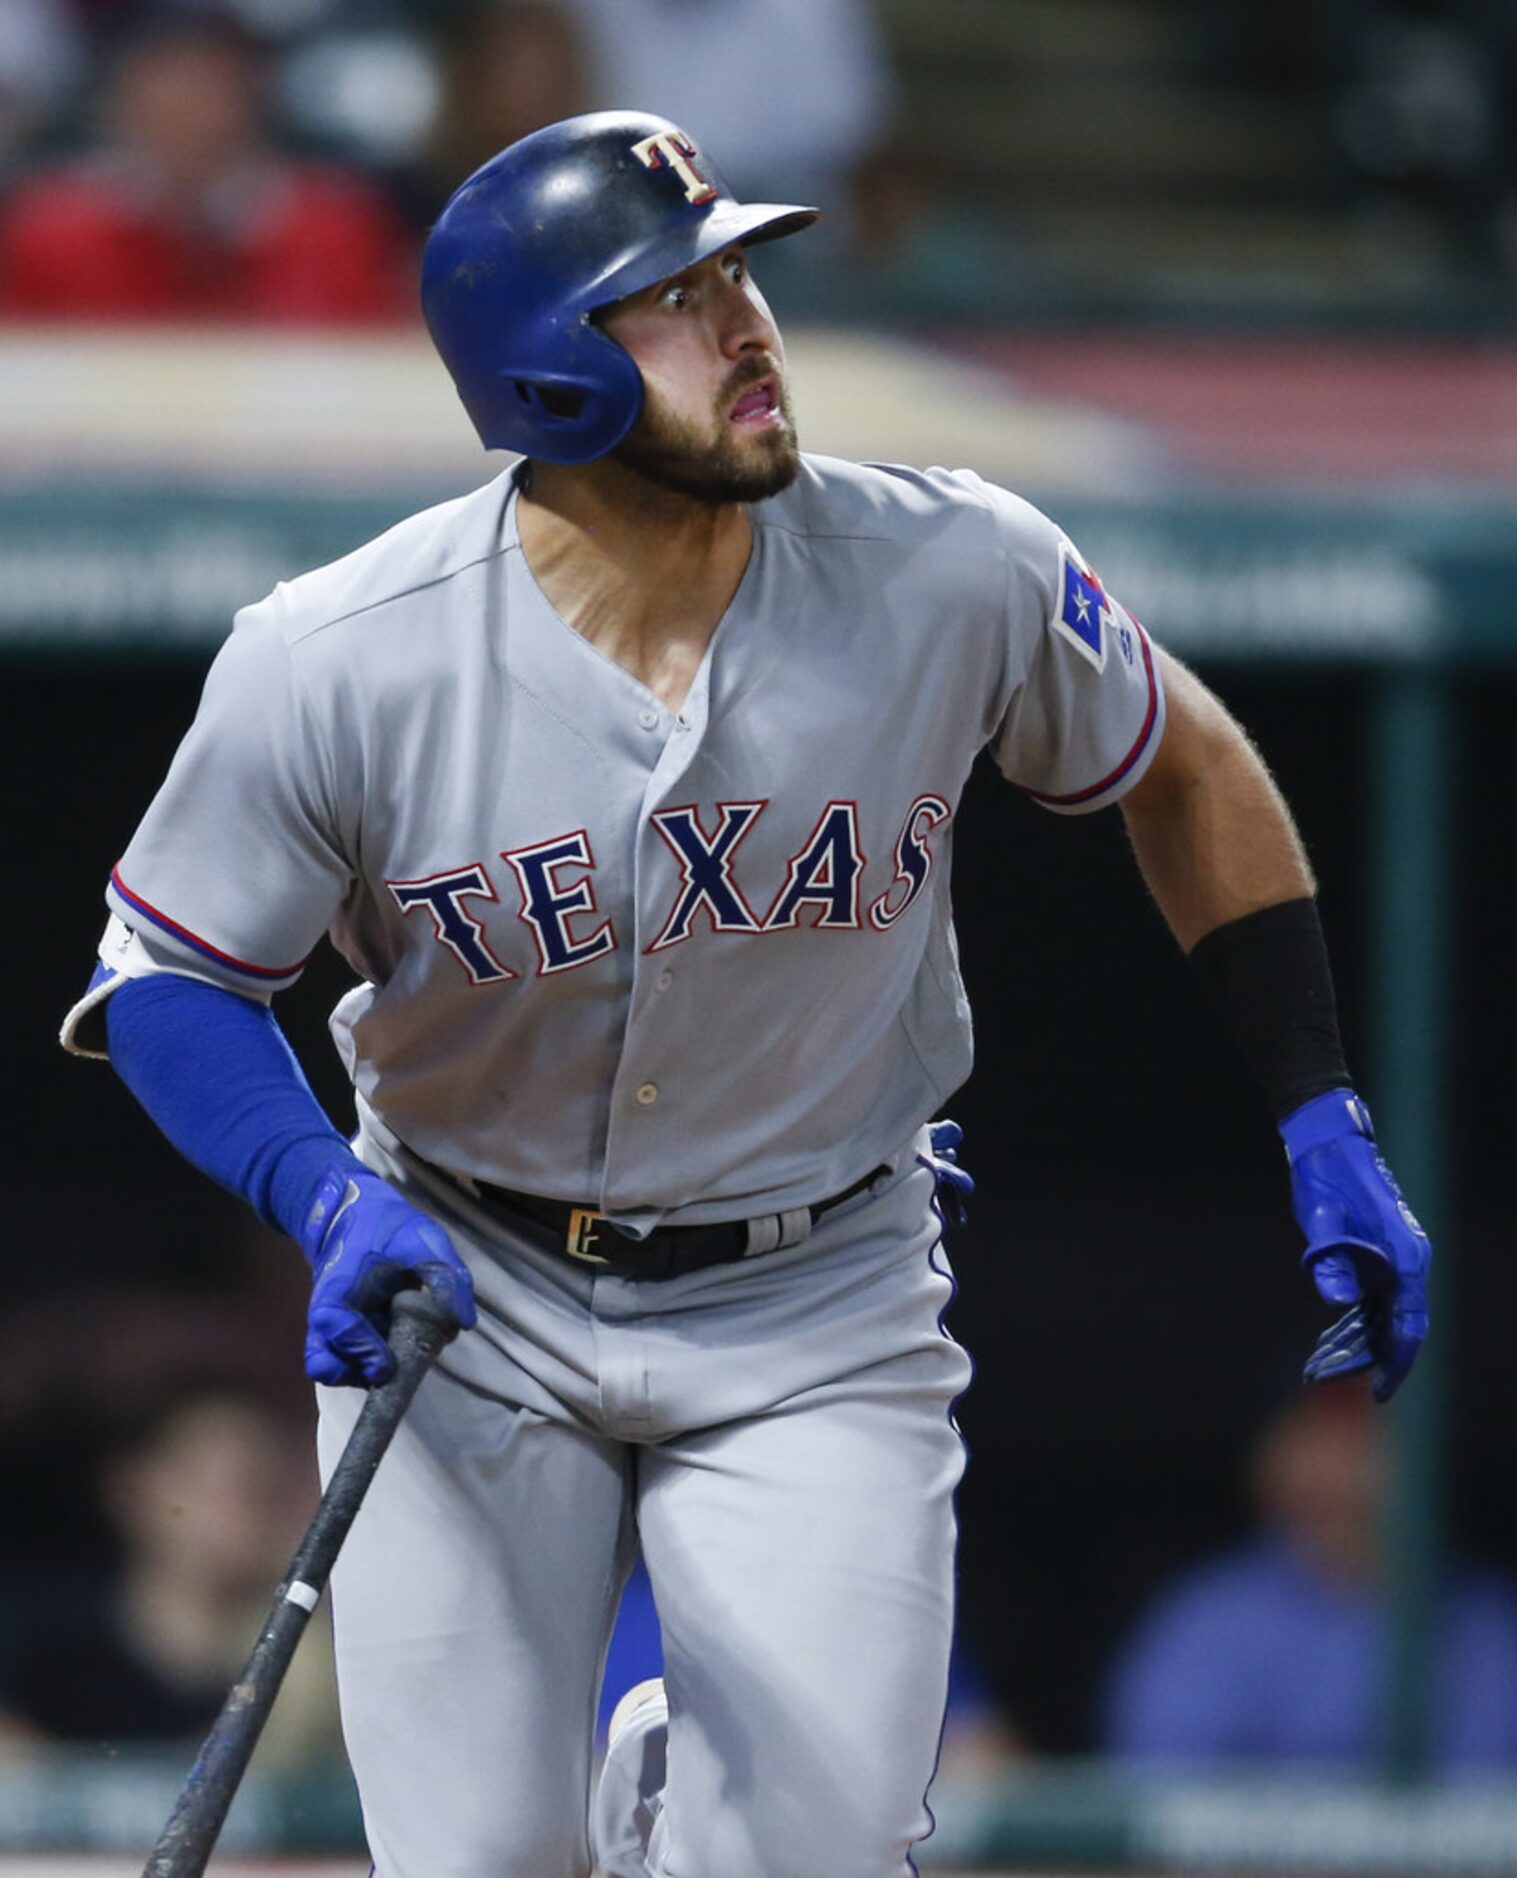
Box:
[3,0,1516,1871]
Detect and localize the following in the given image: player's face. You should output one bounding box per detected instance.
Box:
[601,247,799,505]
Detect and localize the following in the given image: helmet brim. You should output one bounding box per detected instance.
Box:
[587,201,818,310]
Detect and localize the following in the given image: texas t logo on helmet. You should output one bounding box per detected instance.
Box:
[631,128,718,206]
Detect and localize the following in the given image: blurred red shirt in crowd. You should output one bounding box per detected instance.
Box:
[0,12,414,324]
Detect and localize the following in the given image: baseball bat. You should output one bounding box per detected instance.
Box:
[139,1286,459,1878]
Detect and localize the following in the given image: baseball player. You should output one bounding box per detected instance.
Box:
[63,112,1430,1878]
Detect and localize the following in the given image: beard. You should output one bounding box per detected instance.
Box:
[611,363,801,506]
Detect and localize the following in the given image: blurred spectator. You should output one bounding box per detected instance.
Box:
[1102,1385,1517,1771]
[0,0,83,179]
[0,1381,341,1767]
[415,0,588,217]
[280,20,443,182]
[563,0,891,212]
[0,6,414,321]
[1330,1,1510,274]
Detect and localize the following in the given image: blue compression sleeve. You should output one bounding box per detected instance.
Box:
[104,974,362,1240]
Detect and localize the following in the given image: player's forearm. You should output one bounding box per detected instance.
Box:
[105,973,476,1390]
[103,974,361,1237]
[1118,650,1351,1122]
[1120,651,1313,951]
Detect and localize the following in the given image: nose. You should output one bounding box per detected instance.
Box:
[716,267,778,360]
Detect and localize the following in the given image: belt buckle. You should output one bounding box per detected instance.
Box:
[566,1206,612,1265]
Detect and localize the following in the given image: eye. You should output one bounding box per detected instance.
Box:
[725,252,747,284]
[660,280,692,309]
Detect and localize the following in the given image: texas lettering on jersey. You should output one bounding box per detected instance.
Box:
[388,793,953,984]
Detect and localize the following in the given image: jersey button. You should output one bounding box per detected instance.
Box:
[635,1082,659,1106]
[638,707,659,730]
[655,970,674,992]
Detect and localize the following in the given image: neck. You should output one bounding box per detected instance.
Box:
[517,458,755,712]
[521,456,754,600]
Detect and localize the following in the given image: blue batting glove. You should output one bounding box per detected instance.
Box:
[297,1165,477,1388]
[919,1118,975,1226]
[1280,1090,1431,1403]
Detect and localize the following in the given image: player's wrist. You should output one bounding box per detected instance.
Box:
[1278,1086,1371,1161]
[1187,897,1352,1122]
[285,1147,372,1263]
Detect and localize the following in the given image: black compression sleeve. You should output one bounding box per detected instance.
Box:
[1187,897,1352,1122]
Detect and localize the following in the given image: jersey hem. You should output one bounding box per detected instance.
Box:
[356,1095,929,1236]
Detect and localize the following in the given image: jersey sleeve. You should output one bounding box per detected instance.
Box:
[105,599,353,991]
[60,913,276,1060]
[983,484,1165,814]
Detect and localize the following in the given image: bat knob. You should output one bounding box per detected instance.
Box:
[389,1281,463,1368]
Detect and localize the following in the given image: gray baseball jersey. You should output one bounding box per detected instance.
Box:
[92,454,1163,1226]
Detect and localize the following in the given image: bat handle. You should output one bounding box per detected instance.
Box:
[389,1279,463,1373]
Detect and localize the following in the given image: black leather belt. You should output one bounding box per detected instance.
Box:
[456,1164,889,1280]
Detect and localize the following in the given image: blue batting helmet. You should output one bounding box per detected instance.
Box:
[421,111,818,465]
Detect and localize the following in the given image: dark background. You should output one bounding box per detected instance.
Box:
[11,651,1515,1753]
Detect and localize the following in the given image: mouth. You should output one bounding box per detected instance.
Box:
[728,376,781,429]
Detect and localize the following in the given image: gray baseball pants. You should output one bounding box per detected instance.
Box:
[317,1126,972,1878]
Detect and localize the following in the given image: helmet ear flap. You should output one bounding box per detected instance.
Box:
[481,343,644,465]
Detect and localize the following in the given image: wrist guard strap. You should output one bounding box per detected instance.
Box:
[1188,897,1351,1122]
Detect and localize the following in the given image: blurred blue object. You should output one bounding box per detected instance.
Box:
[1104,1537,1517,1772]
[1102,1387,1517,1773]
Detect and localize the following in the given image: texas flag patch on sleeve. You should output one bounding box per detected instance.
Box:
[1053,541,1109,672]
